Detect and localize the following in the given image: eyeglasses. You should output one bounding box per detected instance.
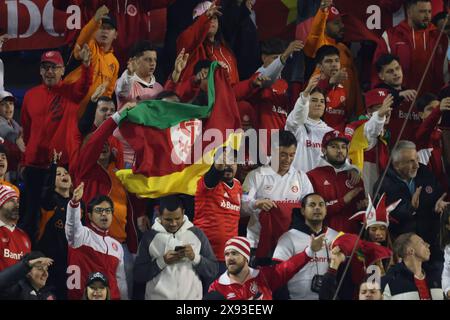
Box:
[93,207,113,215]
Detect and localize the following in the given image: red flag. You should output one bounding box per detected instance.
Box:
[254,0,296,40]
[331,232,392,285]
[256,201,300,258]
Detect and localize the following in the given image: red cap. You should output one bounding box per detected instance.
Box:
[326,6,341,22]
[322,130,349,147]
[40,51,64,66]
[364,88,389,110]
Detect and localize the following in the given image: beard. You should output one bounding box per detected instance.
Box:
[227,263,245,275]
[5,208,19,221]
[327,157,346,167]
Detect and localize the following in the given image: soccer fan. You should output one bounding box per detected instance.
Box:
[194,148,241,272]
[414,93,450,192]
[20,49,91,244]
[373,0,448,95]
[208,235,326,300]
[373,54,421,145]
[63,5,119,117]
[0,251,55,300]
[307,130,366,233]
[176,1,240,85]
[285,73,333,173]
[374,140,449,265]
[0,185,31,271]
[303,1,364,120]
[0,91,24,170]
[65,183,128,300]
[382,233,444,300]
[73,103,138,297]
[241,130,314,259]
[273,193,339,300]
[0,144,19,194]
[115,41,163,110]
[346,88,393,195]
[134,195,218,300]
[37,151,77,300]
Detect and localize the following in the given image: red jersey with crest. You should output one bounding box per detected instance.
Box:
[0,223,31,271]
[209,250,312,300]
[319,80,348,132]
[194,177,242,261]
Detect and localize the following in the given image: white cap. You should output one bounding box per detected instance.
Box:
[0,91,14,102]
[193,1,212,20]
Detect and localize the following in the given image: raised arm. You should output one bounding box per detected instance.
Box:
[65,183,89,248]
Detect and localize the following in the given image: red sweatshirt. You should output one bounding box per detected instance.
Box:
[209,249,312,300]
[307,159,365,233]
[73,116,138,253]
[21,65,92,168]
[176,14,239,85]
[372,21,448,95]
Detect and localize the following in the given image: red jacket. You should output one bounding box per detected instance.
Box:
[372,21,448,95]
[176,14,239,85]
[73,116,139,253]
[415,106,448,192]
[307,159,365,233]
[209,249,312,300]
[21,65,91,168]
[66,201,127,300]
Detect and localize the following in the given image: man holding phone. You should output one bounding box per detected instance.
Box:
[134,195,218,300]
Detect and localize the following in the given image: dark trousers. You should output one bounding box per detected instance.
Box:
[18,166,49,246]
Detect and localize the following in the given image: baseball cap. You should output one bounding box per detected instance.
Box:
[193,1,212,20]
[322,130,350,147]
[0,91,15,103]
[86,272,109,287]
[40,51,64,66]
[327,6,341,22]
[101,15,117,30]
[364,88,389,110]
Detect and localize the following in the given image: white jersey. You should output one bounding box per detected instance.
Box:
[285,93,333,172]
[241,165,314,248]
[273,227,339,300]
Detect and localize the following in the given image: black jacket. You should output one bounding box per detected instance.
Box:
[381,262,444,300]
[373,164,444,262]
[0,260,55,300]
[37,163,84,300]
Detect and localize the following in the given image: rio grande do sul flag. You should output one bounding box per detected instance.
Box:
[115,62,242,198]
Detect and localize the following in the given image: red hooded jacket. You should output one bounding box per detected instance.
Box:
[176,14,239,85]
[372,21,448,95]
